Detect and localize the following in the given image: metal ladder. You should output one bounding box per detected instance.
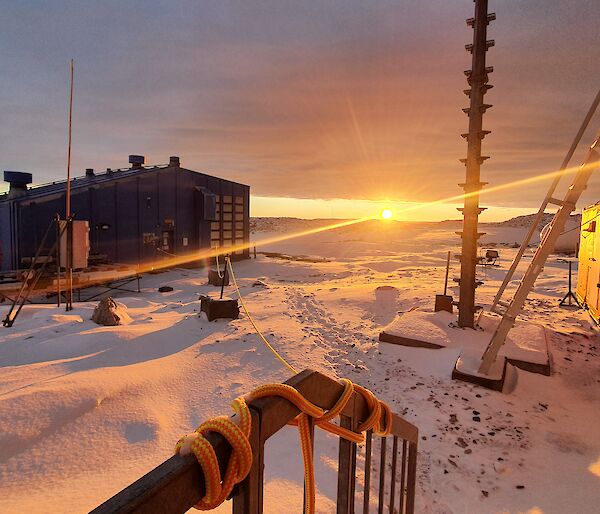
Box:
[2,217,66,327]
[479,136,600,374]
[490,89,600,315]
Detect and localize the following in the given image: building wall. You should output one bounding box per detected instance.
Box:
[577,203,600,323]
[0,202,14,272]
[0,167,250,271]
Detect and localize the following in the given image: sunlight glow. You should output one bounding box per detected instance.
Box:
[13,154,598,293]
[589,456,600,477]
[381,209,393,219]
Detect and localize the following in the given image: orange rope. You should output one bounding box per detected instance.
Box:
[175,397,252,510]
[176,378,393,513]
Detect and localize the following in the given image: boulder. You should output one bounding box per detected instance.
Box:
[92,297,132,326]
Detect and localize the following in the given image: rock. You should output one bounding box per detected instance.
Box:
[158,286,174,293]
[493,461,507,474]
[92,297,132,326]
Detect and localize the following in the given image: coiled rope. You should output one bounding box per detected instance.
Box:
[176,255,392,512]
[176,378,392,512]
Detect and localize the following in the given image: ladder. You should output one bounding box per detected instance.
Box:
[2,218,66,327]
[490,89,600,315]
[479,136,600,374]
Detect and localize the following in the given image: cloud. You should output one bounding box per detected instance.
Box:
[1,1,598,210]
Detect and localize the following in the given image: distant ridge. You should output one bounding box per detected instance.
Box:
[250,213,582,233]
[491,212,580,230]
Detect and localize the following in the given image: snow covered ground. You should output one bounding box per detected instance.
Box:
[1,218,599,513]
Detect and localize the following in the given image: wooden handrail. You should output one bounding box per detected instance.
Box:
[91,370,418,514]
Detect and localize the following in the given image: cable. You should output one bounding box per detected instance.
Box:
[155,246,177,258]
[559,210,600,236]
[226,257,298,375]
[215,250,224,279]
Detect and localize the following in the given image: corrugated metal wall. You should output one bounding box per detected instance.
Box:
[0,167,250,271]
[577,203,600,323]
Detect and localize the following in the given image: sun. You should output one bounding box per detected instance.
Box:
[381,209,393,220]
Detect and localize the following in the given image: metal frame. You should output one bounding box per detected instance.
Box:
[90,370,419,514]
[479,138,600,374]
[490,89,600,315]
[2,219,67,327]
[76,275,141,302]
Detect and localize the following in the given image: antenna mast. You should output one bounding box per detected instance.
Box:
[66,58,74,311]
[457,0,495,328]
[66,58,74,218]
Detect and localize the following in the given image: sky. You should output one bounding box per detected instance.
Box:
[0,0,598,221]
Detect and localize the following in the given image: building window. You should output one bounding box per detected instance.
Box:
[211,193,246,253]
[143,232,156,245]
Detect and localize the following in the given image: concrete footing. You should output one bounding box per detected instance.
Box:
[379,310,551,376]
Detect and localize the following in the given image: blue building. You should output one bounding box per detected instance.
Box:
[0,155,250,272]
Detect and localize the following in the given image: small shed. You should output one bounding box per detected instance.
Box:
[0,155,250,271]
[576,202,600,323]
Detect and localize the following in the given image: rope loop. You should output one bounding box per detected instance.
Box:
[176,379,393,513]
[175,397,252,510]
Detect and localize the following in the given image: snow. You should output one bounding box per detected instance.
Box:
[382,310,549,367]
[1,218,599,513]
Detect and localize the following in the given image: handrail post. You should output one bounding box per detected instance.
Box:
[233,407,263,514]
[336,396,358,514]
[405,442,418,514]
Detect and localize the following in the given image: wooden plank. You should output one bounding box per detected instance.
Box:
[378,437,387,514]
[362,430,372,514]
[398,440,407,514]
[252,370,418,443]
[336,401,357,514]
[405,442,418,514]
[90,443,230,514]
[233,407,263,514]
[378,331,444,349]
[389,436,398,514]
[389,415,419,445]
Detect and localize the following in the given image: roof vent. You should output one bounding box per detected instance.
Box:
[85,168,95,177]
[4,171,32,199]
[169,156,180,167]
[129,155,145,169]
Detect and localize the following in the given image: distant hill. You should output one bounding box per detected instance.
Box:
[250,213,581,233]
[490,212,580,229]
[250,217,347,233]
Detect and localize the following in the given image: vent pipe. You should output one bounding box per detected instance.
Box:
[3,171,32,199]
[128,155,145,169]
[85,168,95,177]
